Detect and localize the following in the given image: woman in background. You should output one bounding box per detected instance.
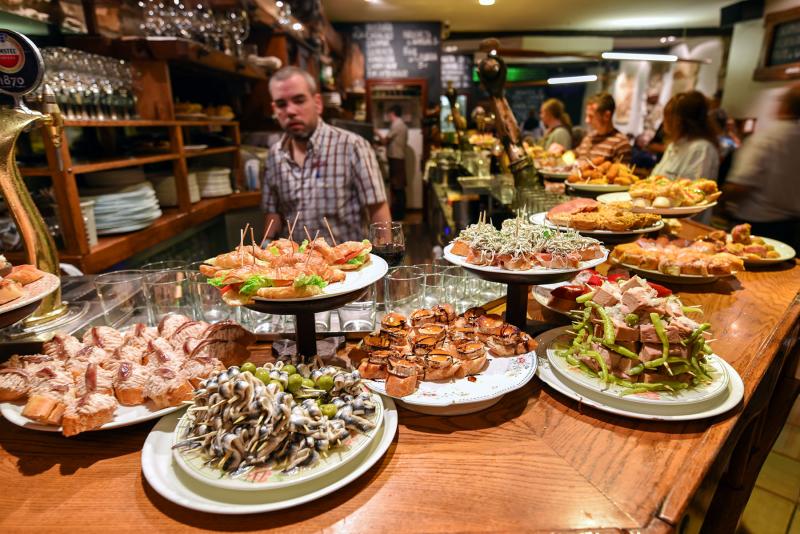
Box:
[539,98,573,153]
[651,91,719,181]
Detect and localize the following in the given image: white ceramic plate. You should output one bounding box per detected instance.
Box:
[97,221,158,235]
[610,260,733,285]
[597,192,717,216]
[172,392,384,491]
[539,170,571,181]
[443,243,608,279]
[251,254,388,303]
[184,144,209,151]
[141,398,397,514]
[364,350,536,415]
[568,183,630,193]
[0,400,184,433]
[529,212,664,236]
[534,328,744,421]
[0,272,60,317]
[738,236,796,265]
[544,326,729,406]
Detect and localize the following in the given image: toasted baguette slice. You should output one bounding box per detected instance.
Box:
[61,393,117,437]
[6,265,44,286]
[0,278,24,305]
[23,394,67,425]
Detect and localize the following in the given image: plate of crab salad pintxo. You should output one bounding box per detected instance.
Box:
[534,275,744,420]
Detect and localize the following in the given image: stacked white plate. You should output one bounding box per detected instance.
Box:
[80,182,162,235]
[196,167,233,198]
[149,172,200,207]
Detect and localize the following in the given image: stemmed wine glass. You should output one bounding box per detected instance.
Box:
[369,221,405,267]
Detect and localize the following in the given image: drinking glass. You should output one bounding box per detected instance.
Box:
[142,260,193,322]
[384,266,424,318]
[422,273,445,308]
[238,308,286,334]
[315,311,332,332]
[369,221,405,267]
[186,261,236,323]
[338,284,376,332]
[94,270,150,327]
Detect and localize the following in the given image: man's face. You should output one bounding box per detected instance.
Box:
[270,74,322,139]
[586,102,611,133]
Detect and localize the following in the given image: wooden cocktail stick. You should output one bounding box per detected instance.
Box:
[323,216,337,246]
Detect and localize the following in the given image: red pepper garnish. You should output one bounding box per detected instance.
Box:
[607,273,630,283]
[220,285,234,295]
[647,282,672,297]
[587,274,605,286]
[551,285,591,300]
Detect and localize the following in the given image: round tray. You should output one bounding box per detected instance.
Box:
[567,183,630,193]
[597,192,717,218]
[739,236,796,265]
[529,212,663,245]
[0,272,60,329]
[443,243,609,285]
[539,170,571,181]
[610,260,734,285]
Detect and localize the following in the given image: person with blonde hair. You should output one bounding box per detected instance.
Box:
[539,98,573,152]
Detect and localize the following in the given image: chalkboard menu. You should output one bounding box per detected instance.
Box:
[350,22,441,104]
[441,54,473,90]
[768,19,800,66]
[506,86,546,129]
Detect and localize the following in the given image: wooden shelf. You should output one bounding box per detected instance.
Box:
[63,119,176,127]
[4,191,263,273]
[184,146,238,158]
[177,120,238,126]
[19,166,52,177]
[72,153,179,174]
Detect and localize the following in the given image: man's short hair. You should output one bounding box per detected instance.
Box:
[589,92,616,115]
[268,66,318,95]
[389,105,402,117]
[781,82,800,120]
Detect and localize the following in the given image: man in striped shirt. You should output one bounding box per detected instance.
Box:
[575,93,632,164]
[262,67,390,242]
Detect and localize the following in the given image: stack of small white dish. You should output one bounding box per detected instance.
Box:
[80,182,162,235]
[196,167,233,198]
[141,394,397,513]
[149,172,200,207]
[534,326,744,421]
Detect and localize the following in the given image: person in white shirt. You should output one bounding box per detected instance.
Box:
[381,105,409,219]
[651,91,720,181]
[722,83,800,250]
[539,98,573,153]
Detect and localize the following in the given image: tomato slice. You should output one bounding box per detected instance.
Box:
[607,273,630,283]
[647,282,672,297]
[587,274,605,286]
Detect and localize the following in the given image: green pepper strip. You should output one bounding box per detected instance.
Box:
[601,341,640,360]
[573,308,591,331]
[682,305,703,316]
[686,323,711,346]
[690,356,710,381]
[588,302,615,345]
[620,381,690,396]
[575,291,595,304]
[627,364,644,376]
[644,313,672,375]
[585,350,608,382]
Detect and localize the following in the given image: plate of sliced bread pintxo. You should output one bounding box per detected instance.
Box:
[0,256,60,328]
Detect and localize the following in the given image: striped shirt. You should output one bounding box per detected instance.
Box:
[262,120,387,242]
[575,128,632,163]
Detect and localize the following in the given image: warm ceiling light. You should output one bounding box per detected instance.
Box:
[444,45,458,53]
[547,74,598,85]
[292,22,303,31]
[602,52,678,62]
[479,0,495,5]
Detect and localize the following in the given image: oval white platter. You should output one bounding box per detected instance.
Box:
[0,272,60,317]
[443,243,608,279]
[529,212,664,236]
[141,397,398,514]
[738,236,796,265]
[567,183,630,193]
[539,170,571,181]
[543,327,729,406]
[597,192,717,216]
[610,260,734,285]
[0,400,184,433]
[250,254,388,303]
[172,392,384,491]
[364,350,536,415]
[534,327,743,421]
[531,282,577,318]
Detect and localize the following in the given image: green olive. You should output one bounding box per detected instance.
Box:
[255,368,271,384]
[316,375,334,392]
[240,362,257,375]
[269,379,284,392]
[301,378,315,389]
[320,404,338,418]
[282,364,297,376]
[287,373,304,392]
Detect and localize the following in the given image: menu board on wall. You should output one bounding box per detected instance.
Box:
[441,54,473,90]
[350,22,441,104]
[768,19,800,66]
[506,86,546,128]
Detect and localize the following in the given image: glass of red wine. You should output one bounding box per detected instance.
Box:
[369,221,405,267]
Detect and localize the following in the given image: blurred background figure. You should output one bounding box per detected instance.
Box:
[651,90,719,181]
[722,83,800,250]
[381,105,409,220]
[539,98,572,153]
[575,92,632,163]
[521,106,542,140]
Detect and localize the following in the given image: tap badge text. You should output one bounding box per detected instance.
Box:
[0,33,24,74]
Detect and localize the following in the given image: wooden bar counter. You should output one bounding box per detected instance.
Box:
[1,222,798,533]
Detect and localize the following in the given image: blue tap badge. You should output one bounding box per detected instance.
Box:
[0,29,43,98]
